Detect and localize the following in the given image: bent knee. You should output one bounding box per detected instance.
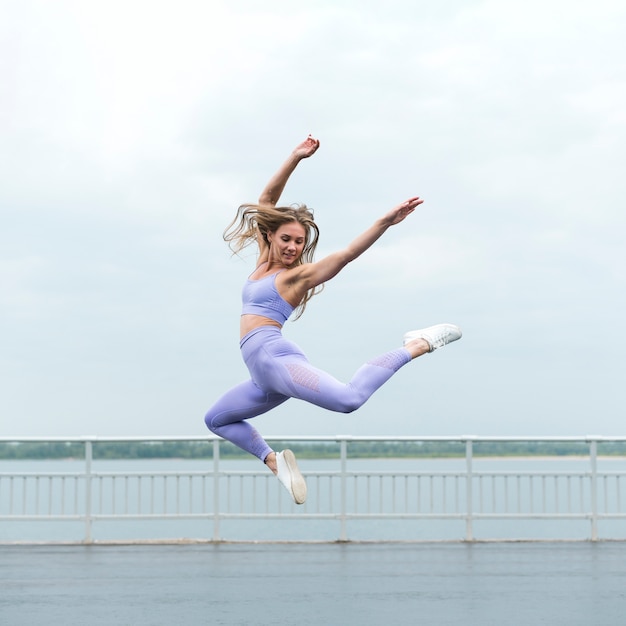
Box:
[204,410,218,433]
[335,397,363,414]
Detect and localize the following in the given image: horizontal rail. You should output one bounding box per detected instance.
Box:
[1,436,626,543]
[3,434,626,443]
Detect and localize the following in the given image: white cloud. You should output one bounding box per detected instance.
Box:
[1,0,625,438]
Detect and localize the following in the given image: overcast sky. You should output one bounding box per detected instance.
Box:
[2,0,625,440]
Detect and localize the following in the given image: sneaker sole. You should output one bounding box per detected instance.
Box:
[283,449,307,504]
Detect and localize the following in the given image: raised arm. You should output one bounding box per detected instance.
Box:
[289,196,424,292]
[258,135,320,206]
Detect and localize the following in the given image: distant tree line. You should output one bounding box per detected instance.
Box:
[1,440,625,460]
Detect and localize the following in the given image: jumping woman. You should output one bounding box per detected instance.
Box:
[204,135,461,504]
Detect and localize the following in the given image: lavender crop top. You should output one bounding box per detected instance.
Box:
[241,271,296,325]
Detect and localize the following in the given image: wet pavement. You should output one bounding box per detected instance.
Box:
[1,541,625,625]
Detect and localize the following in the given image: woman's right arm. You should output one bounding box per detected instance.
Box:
[258,135,320,206]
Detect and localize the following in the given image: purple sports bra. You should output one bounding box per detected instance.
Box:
[241,271,296,324]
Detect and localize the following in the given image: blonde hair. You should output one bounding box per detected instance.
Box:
[224,203,323,318]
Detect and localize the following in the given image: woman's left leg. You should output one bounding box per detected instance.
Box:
[244,329,413,413]
[277,349,413,412]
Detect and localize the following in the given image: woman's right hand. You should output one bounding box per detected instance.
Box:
[258,135,320,206]
[293,135,320,159]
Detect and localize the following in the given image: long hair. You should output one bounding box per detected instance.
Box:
[223,203,323,319]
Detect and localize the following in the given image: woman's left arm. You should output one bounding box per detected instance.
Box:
[294,196,423,289]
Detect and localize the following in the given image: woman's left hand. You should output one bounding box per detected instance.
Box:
[384,196,424,225]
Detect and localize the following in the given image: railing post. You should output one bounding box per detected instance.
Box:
[465,438,473,542]
[589,438,598,541]
[84,440,93,544]
[339,438,347,541]
[213,439,220,541]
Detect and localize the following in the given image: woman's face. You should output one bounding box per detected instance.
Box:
[269,222,306,266]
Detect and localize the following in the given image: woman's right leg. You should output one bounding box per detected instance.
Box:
[204,380,289,461]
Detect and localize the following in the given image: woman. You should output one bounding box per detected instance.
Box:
[205,135,461,504]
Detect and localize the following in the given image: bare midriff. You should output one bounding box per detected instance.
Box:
[240,314,283,340]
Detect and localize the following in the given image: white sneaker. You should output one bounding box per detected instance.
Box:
[403,323,462,352]
[275,450,307,504]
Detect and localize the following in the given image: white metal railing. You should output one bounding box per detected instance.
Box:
[1,436,625,543]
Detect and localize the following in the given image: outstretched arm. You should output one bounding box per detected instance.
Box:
[258,135,320,206]
[289,196,424,291]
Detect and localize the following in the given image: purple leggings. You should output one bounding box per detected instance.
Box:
[204,326,412,461]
